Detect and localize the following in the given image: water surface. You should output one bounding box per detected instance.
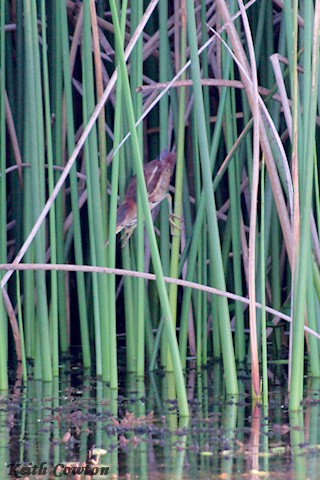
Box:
[1,361,319,479]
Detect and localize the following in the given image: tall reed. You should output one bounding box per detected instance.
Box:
[0,0,8,391]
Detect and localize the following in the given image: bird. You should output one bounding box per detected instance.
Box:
[114,149,177,246]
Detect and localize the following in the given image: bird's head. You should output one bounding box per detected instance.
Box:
[159,148,169,160]
[162,151,177,174]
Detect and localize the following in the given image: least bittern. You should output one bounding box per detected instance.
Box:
[113,149,177,246]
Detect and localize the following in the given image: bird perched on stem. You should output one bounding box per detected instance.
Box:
[112,149,177,246]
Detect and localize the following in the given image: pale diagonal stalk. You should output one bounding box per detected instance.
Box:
[3,261,320,340]
[109,0,189,416]
[185,0,238,394]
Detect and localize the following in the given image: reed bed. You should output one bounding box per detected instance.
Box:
[0,0,320,415]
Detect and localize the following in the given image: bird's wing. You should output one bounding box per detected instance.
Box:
[124,159,162,201]
[123,175,137,201]
[144,160,162,196]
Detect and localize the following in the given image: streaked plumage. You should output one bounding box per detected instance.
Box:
[115,150,177,244]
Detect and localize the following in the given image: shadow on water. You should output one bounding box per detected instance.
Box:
[1,361,320,479]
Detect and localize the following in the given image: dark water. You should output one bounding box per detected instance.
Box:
[1,361,320,479]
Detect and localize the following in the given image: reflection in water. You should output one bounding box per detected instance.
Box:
[1,362,320,478]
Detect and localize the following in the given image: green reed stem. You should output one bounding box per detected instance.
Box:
[223,70,245,362]
[114,9,136,374]
[290,2,320,410]
[107,0,127,389]
[0,0,8,390]
[307,249,320,377]
[16,272,27,382]
[90,0,108,241]
[22,133,35,360]
[178,58,233,367]
[313,259,320,305]
[110,0,189,416]
[24,0,52,381]
[59,1,91,367]
[191,122,204,365]
[184,0,238,395]
[83,0,111,381]
[130,0,144,377]
[167,3,187,370]
[158,0,170,270]
[158,0,171,370]
[50,2,68,356]
[122,242,136,372]
[41,0,59,377]
[260,160,268,405]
